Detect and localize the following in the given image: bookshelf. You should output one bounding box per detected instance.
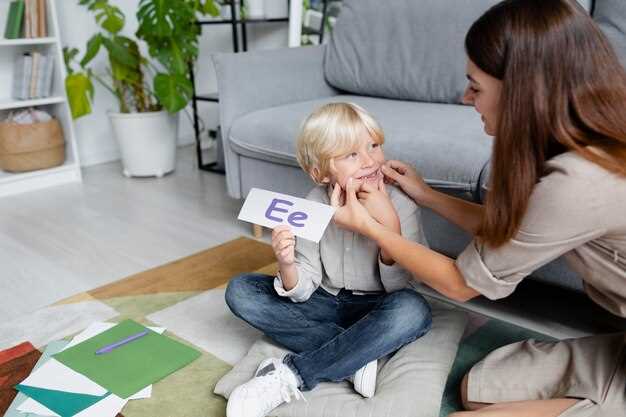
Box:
[0,0,81,198]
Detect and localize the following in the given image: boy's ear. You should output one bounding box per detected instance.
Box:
[310,167,331,184]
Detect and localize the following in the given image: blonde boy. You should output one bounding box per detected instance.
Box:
[225,103,431,417]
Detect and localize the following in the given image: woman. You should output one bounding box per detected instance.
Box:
[330,1,626,416]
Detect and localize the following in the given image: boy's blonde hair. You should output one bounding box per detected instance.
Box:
[296,102,385,184]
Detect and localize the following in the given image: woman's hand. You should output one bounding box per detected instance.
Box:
[330,178,379,237]
[271,225,296,266]
[357,178,400,233]
[381,160,433,206]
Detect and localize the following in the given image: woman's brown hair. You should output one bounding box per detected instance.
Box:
[466,0,626,247]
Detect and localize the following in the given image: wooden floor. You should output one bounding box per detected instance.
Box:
[0,146,253,321]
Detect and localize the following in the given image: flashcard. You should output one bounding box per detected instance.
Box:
[238,188,336,242]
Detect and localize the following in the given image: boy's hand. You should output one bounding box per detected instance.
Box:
[357,178,401,233]
[272,225,296,266]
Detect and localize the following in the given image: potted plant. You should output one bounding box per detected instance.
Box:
[64,0,219,177]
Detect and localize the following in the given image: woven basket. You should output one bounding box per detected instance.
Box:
[0,118,65,173]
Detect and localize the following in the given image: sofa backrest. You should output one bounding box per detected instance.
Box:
[593,0,626,68]
[323,0,596,104]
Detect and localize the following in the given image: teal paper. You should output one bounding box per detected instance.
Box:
[5,340,69,417]
[14,385,108,417]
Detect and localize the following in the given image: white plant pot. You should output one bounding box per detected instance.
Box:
[264,0,287,18]
[245,0,264,18]
[108,110,178,178]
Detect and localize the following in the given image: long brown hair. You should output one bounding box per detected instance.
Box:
[466,0,626,247]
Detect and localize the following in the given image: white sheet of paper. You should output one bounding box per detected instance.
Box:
[17,398,58,416]
[73,394,127,417]
[18,358,107,396]
[238,188,336,242]
[129,385,152,400]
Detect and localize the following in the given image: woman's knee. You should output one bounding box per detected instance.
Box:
[461,371,490,411]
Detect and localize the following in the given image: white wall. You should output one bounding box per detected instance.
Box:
[57,1,288,167]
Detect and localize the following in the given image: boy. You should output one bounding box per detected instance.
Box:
[225,102,432,417]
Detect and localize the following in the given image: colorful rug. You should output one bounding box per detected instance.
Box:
[0,237,552,417]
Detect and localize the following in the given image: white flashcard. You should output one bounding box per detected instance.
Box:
[238,188,336,242]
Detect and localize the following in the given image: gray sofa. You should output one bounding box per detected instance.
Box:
[212,0,625,294]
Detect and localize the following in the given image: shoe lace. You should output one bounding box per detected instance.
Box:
[259,368,306,410]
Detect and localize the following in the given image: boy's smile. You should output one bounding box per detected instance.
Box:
[324,131,385,189]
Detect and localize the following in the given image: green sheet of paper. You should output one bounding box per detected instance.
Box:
[54,319,201,399]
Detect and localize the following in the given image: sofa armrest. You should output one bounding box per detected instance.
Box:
[212,45,338,198]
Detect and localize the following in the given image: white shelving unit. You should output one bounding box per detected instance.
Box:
[0,0,82,198]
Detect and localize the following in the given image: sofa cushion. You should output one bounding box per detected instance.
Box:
[323,0,594,104]
[229,95,492,199]
[214,301,467,417]
[594,0,626,68]
[324,0,500,103]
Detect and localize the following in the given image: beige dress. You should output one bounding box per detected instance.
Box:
[455,151,626,416]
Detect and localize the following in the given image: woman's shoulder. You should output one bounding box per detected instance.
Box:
[532,151,626,228]
[543,151,626,189]
[546,151,622,180]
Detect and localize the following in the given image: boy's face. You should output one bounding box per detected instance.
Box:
[323,130,385,189]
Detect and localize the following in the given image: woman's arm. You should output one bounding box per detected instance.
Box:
[421,189,485,235]
[372,223,480,301]
[331,180,481,302]
[381,161,484,235]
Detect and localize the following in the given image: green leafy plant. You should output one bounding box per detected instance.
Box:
[64,0,219,119]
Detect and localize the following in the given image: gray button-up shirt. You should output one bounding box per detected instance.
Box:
[275,185,428,302]
[456,151,626,318]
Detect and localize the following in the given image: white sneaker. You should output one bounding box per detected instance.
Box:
[350,360,377,398]
[227,357,305,417]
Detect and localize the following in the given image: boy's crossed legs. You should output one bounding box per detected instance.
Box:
[225,273,432,391]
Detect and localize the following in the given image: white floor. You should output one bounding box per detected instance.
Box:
[1,145,623,338]
[0,146,250,321]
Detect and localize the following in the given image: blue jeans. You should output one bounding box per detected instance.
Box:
[225,273,432,391]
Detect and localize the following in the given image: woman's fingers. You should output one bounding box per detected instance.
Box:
[378,177,387,195]
[330,182,343,208]
[360,181,375,193]
[385,159,409,174]
[345,177,359,203]
[381,164,403,183]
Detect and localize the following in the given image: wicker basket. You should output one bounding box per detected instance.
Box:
[0,118,65,173]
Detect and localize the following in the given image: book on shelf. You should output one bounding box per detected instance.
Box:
[3,0,25,39]
[12,52,54,100]
[37,0,47,38]
[29,51,40,98]
[20,0,48,38]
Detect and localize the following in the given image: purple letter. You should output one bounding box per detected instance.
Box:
[265,198,293,222]
[288,211,308,227]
